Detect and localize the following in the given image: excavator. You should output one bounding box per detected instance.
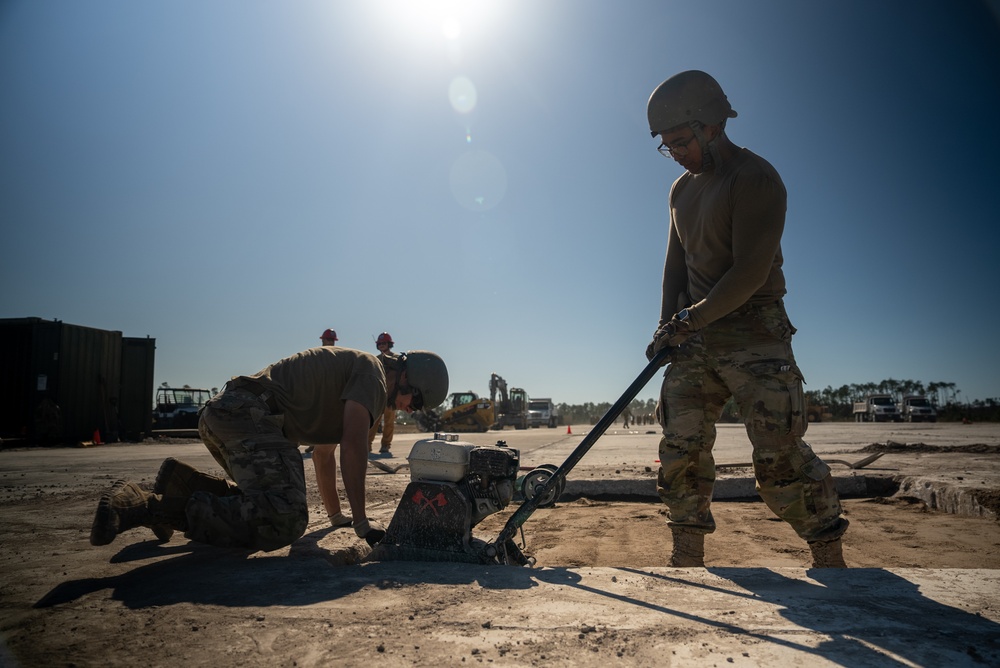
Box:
[413,373,529,432]
[489,373,529,430]
[414,390,495,433]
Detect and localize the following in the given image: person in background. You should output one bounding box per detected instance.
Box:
[368,332,399,455]
[308,327,348,525]
[320,328,338,346]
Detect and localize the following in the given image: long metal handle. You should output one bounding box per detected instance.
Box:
[489,348,670,553]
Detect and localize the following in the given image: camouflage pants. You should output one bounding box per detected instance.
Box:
[189,388,308,551]
[656,301,847,543]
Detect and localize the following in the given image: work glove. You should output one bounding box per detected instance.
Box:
[646,312,695,364]
[353,518,386,547]
[644,337,668,365]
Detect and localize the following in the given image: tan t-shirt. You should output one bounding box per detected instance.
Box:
[237,347,386,445]
[376,350,399,370]
[660,147,787,331]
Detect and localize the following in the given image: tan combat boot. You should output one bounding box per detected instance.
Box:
[91,480,189,546]
[149,458,239,542]
[809,538,847,568]
[90,480,152,546]
[670,528,705,567]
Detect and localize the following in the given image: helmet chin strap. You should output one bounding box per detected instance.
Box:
[690,123,716,172]
[692,120,728,173]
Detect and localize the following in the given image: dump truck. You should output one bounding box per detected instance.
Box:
[852,394,901,422]
[527,397,560,428]
[899,395,937,422]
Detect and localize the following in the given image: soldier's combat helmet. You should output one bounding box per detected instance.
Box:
[646,70,737,137]
[400,351,448,410]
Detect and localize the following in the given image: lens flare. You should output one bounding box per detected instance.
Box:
[448,76,477,114]
[449,150,507,212]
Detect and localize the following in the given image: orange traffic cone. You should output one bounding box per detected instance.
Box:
[93,429,102,445]
[566,425,572,435]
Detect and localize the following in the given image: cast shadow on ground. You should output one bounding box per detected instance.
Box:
[35,532,554,610]
[613,567,1000,666]
[288,523,551,591]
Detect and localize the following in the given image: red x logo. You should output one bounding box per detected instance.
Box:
[411,489,449,515]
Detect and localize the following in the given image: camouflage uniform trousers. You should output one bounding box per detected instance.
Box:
[188,388,308,551]
[656,301,848,543]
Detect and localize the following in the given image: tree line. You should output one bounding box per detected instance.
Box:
[554,379,999,425]
[805,379,998,421]
[809,379,964,409]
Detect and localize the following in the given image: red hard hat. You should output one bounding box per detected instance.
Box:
[321,328,338,342]
[376,332,394,346]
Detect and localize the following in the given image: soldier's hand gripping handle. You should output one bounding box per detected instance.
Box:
[646,322,677,366]
[646,309,694,364]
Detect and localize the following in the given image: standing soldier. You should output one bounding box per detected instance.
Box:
[368,332,399,455]
[644,70,848,567]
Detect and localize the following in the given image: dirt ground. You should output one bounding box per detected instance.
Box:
[2,430,1000,667]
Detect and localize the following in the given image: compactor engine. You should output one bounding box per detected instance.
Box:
[370,434,520,563]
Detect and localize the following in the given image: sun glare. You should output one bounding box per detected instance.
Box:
[442,17,462,40]
[375,0,501,44]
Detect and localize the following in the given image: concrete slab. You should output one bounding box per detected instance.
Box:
[2,423,998,666]
[400,422,1000,517]
[310,564,997,667]
[19,556,1000,666]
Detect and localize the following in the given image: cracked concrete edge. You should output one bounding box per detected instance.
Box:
[561,475,880,502]
[893,476,999,518]
[560,475,998,519]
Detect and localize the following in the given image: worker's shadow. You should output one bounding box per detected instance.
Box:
[34,539,368,610]
[784,568,999,664]
[289,524,567,592]
[621,567,1000,666]
[35,529,550,611]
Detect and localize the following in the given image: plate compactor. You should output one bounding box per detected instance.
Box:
[369,348,670,566]
[368,434,530,564]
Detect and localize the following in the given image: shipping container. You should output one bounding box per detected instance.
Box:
[0,318,155,444]
[120,337,156,440]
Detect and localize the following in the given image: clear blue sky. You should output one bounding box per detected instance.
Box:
[2,1,999,407]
